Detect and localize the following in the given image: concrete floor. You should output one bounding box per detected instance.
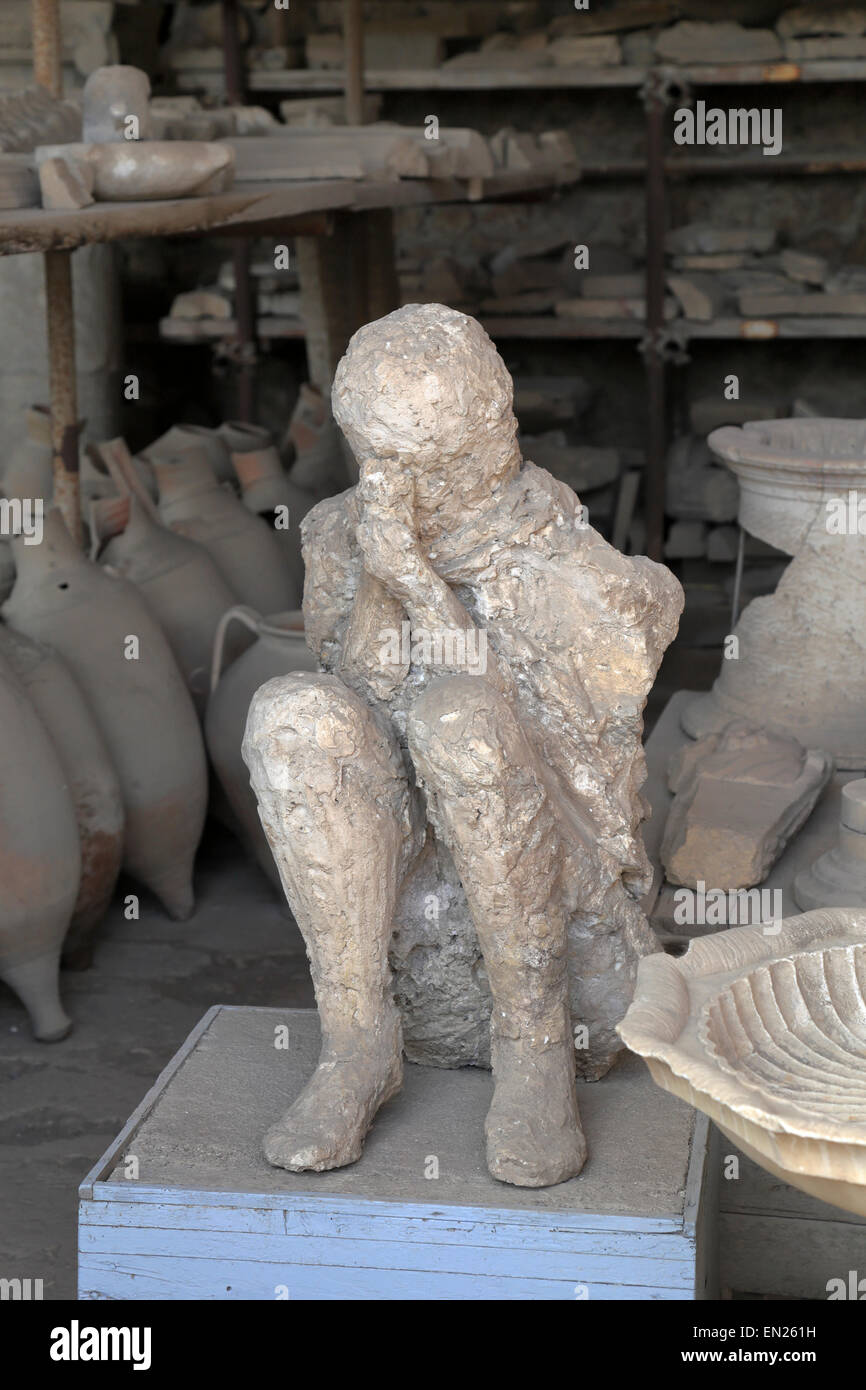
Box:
[0,824,312,1300]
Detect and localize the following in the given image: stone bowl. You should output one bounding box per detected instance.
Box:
[708,418,866,555]
[618,909,866,1216]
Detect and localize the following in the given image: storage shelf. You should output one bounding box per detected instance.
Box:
[159,312,866,346]
[244,58,866,95]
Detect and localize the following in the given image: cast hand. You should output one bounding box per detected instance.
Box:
[355,456,428,596]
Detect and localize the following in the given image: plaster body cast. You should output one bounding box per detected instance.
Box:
[244,305,683,1187]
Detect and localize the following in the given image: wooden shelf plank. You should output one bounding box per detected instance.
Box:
[160,316,306,342]
[0,169,578,257]
[246,59,866,95]
[160,312,866,345]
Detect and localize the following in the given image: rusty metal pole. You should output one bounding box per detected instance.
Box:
[221,0,257,420]
[31,0,61,95]
[32,0,83,542]
[643,70,669,563]
[343,0,364,126]
[44,251,83,545]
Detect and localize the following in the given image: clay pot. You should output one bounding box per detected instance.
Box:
[96,495,252,715]
[4,509,208,920]
[217,421,270,457]
[0,643,80,1040]
[231,445,311,600]
[285,383,349,496]
[206,607,316,885]
[0,624,125,969]
[0,542,15,604]
[2,405,53,503]
[155,451,299,615]
[83,65,153,144]
[146,423,233,482]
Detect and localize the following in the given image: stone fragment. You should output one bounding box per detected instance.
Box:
[38,154,94,210]
[556,296,677,321]
[621,29,656,65]
[783,35,866,58]
[722,269,805,296]
[826,264,866,294]
[169,289,232,320]
[689,396,787,435]
[776,6,866,38]
[547,35,622,66]
[667,223,776,256]
[795,779,866,910]
[780,248,828,286]
[706,524,740,563]
[666,274,726,322]
[671,252,750,272]
[655,21,782,64]
[739,291,866,316]
[520,434,620,492]
[665,436,740,524]
[664,520,707,559]
[662,720,833,889]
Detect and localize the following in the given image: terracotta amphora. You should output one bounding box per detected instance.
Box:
[2,405,53,504]
[231,443,311,601]
[155,451,299,615]
[4,509,208,920]
[95,494,252,716]
[0,642,80,1039]
[205,607,316,886]
[0,624,124,969]
[146,422,233,482]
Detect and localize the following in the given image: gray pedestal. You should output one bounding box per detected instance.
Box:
[79,1006,716,1300]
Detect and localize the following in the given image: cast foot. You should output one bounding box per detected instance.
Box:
[486,1036,587,1188]
[263,1048,403,1173]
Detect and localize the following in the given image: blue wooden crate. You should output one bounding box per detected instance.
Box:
[79,1006,716,1300]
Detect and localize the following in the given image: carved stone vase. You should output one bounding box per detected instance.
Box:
[683,419,866,768]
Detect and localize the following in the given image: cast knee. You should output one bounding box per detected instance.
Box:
[243,672,373,785]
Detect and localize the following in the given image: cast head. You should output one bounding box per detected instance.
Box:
[332,304,520,534]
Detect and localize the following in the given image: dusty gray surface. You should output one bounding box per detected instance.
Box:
[102,1005,695,1221]
[0,826,312,1300]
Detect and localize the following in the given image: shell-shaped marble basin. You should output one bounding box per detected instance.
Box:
[618,909,866,1216]
[708,418,866,553]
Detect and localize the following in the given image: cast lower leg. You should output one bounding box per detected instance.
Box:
[408,676,586,1187]
[243,672,413,1171]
